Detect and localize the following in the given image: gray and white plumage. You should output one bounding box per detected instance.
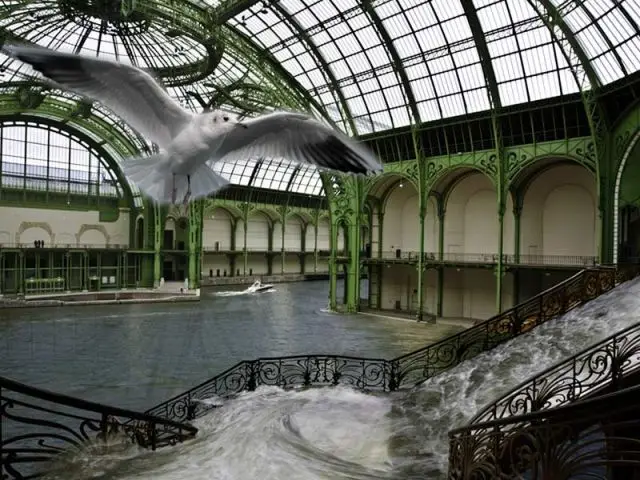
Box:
[2,43,383,205]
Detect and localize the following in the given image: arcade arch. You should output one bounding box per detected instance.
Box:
[441,170,514,259]
[239,211,271,251]
[283,215,304,251]
[615,134,640,262]
[380,178,419,256]
[202,208,234,251]
[519,163,597,263]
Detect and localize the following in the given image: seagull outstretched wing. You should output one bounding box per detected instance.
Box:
[212,111,383,175]
[2,44,193,148]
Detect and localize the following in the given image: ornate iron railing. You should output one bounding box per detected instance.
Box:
[146,266,640,424]
[144,355,391,422]
[387,266,637,389]
[448,383,640,479]
[0,376,197,479]
[468,320,640,427]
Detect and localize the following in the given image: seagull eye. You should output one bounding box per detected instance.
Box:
[223,116,229,122]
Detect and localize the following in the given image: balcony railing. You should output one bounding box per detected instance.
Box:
[201,247,328,253]
[0,243,130,249]
[461,318,640,440]
[0,376,197,479]
[365,251,598,267]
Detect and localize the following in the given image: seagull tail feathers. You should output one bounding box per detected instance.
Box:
[121,155,229,204]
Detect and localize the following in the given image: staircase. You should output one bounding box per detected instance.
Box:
[0,376,197,480]
[145,265,640,423]
[448,318,640,478]
[5,264,639,479]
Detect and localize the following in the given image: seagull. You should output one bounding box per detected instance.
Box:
[2,43,384,205]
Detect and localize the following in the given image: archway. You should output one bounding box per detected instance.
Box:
[520,163,596,264]
[615,135,640,262]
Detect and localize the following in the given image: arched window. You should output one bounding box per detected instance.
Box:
[0,120,124,201]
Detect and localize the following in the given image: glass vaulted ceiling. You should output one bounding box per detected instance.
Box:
[0,0,327,198]
[1,0,640,201]
[232,0,640,135]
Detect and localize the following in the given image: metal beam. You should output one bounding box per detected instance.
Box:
[460,0,502,109]
[270,2,357,135]
[360,0,421,125]
[213,0,261,24]
[226,26,334,124]
[528,0,601,90]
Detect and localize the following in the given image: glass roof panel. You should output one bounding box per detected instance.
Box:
[556,0,635,84]
[0,120,128,201]
[4,0,640,200]
[229,0,640,124]
[210,156,325,196]
[0,0,327,198]
[288,165,325,196]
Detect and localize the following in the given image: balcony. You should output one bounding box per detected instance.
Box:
[363,251,598,268]
[0,242,130,250]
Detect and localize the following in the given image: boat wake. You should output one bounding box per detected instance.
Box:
[213,289,277,297]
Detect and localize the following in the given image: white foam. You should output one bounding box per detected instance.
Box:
[115,386,395,480]
[78,277,640,479]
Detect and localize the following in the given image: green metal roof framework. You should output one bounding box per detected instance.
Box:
[0,0,639,203]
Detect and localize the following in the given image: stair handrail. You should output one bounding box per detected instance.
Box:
[387,267,621,387]
[144,353,391,421]
[466,317,640,427]
[1,375,197,478]
[448,382,640,479]
[146,266,639,423]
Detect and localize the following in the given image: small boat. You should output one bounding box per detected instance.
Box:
[246,280,274,293]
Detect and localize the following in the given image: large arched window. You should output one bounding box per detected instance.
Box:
[0,120,124,201]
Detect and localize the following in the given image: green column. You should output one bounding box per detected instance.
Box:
[328,221,338,310]
[495,206,505,313]
[188,200,203,289]
[83,251,88,291]
[18,251,24,295]
[65,252,70,292]
[314,224,318,273]
[513,195,522,264]
[281,222,285,274]
[153,204,162,287]
[436,201,445,316]
[416,206,426,321]
[376,210,384,258]
[437,202,445,261]
[243,218,248,276]
[436,267,444,316]
[345,220,362,313]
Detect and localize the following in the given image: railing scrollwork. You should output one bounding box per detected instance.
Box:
[448,383,640,479]
[0,376,197,479]
[146,265,640,424]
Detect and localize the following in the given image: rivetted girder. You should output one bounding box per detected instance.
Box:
[271,2,357,135]
[527,0,601,90]
[226,26,335,124]
[213,0,261,24]
[460,0,502,110]
[360,0,421,126]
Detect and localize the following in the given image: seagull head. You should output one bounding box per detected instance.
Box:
[208,111,248,129]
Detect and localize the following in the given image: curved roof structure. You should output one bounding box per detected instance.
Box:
[1,0,639,200]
